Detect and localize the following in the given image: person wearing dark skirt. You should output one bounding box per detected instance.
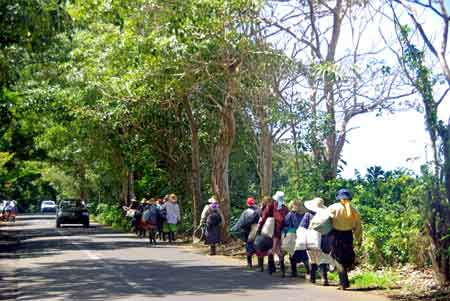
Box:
[231,197,260,268]
[200,197,225,255]
[283,200,309,278]
[254,196,273,272]
[329,189,362,290]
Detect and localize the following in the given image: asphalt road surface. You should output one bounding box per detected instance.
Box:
[0,215,390,301]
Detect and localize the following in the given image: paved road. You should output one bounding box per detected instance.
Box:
[0,215,390,301]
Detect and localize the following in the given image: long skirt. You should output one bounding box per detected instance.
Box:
[291,250,308,263]
[330,230,355,270]
[205,225,221,245]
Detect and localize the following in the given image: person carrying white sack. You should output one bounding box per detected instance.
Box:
[299,197,334,286]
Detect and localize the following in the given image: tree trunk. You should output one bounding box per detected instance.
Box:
[255,100,273,197]
[260,122,272,197]
[424,101,450,285]
[120,170,128,206]
[211,101,236,242]
[324,84,337,181]
[444,119,450,203]
[127,168,135,204]
[182,96,202,229]
[321,0,344,181]
[290,120,301,188]
[78,164,88,202]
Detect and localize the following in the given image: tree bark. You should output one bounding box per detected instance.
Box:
[260,121,272,197]
[127,168,135,204]
[211,97,236,242]
[254,95,272,197]
[78,164,88,202]
[290,119,301,188]
[443,118,450,203]
[120,170,128,206]
[182,96,202,229]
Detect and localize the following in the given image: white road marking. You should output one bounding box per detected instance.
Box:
[50,220,153,296]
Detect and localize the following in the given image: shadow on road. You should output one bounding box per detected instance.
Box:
[1,216,184,261]
[14,258,298,300]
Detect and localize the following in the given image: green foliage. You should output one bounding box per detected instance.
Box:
[0,1,441,279]
[350,270,399,289]
[93,202,131,232]
[352,168,426,266]
[281,164,427,267]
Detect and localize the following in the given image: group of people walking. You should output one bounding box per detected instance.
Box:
[232,188,362,290]
[123,188,362,290]
[123,194,181,245]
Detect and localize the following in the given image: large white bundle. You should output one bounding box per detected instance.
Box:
[309,209,332,235]
[306,229,321,249]
[247,224,258,242]
[281,232,297,255]
[261,217,275,238]
[295,227,307,250]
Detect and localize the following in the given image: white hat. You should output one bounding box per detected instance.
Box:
[208,197,218,204]
[272,191,285,203]
[304,197,327,213]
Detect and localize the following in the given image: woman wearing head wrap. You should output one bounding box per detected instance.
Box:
[231,197,261,268]
[200,196,225,255]
[257,191,289,275]
[328,189,362,290]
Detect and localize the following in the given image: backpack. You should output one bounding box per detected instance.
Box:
[158,207,167,221]
[143,205,158,225]
[243,208,260,230]
[206,208,222,228]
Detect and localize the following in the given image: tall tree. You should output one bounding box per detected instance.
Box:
[389,0,450,285]
[262,0,408,180]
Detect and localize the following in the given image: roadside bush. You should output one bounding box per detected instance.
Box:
[93,202,131,232]
[284,166,428,268]
[352,168,426,267]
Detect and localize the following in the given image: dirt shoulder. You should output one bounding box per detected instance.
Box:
[186,239,450,301]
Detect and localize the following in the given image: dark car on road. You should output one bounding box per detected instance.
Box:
[56,200,89,228]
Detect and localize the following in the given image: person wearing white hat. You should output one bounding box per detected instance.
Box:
[300,197,332,286]
[257,191,289,276]
[200,196,225,255]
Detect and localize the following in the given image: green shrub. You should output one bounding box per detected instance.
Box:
[93,202,131,232]
[350,270,399,289]
[283,166,428,267]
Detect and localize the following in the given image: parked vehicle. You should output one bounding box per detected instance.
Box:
[56,200,89,228]
[41,200,56,213]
